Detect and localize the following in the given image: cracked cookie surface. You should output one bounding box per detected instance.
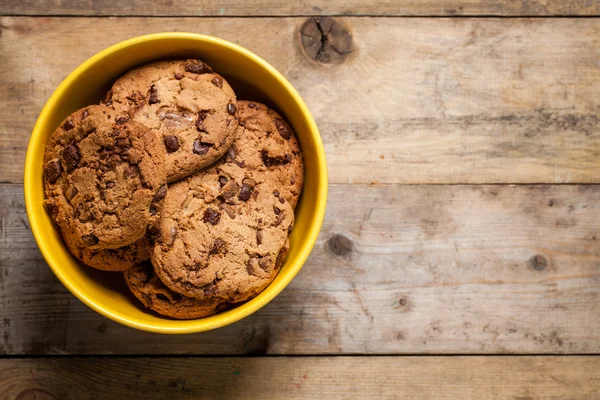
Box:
[125,262,224,319]
[108,59,239,182]
[43,105,167,251]
[151,124,295,303]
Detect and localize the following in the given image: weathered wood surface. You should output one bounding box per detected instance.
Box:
[1,17,599,184]
[1,356,599,399]
[2,183,599,355]
[1,0,599,16]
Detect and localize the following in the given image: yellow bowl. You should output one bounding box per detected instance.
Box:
[24,33,328,333]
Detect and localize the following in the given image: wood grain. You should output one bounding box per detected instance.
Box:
[2,183,599,355]
[1,0,599,16]
[1,356,599,399]
[1,17,600,184]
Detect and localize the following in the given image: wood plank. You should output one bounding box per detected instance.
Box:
[1,17,599,184]
[2,183,599,355]
[1,357,599,399]
[2,0,599,16]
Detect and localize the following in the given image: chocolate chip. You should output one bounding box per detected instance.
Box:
[259,258,270,270]
[82,234,98,246]
[62,144,81,171]
[273,190,280,197]
[288,223,293,234]
[211,76,223,88]
[148,85,159,104]
[246,257,259,276]
[274,207,281,215]
[193,140,210,155]
[275,247,288,269]
[164,135,180,153]
[124,165,139,179]
[226,147,236,160]
[279,197,285,204]
[256,230,263,245]
[261,150,291,167]
[174,72,184,80]
[64,184,78,201]
[185,60,212,74]
[203,208,221,225]
[239,183,252,202]
[235,160,246,168]
[81,110,89,120]
[257,218,263,224]
[106,181,115,188]
[44,160,63,183]
[149,206,158,215]
[153,185,167,202]
[116,116,129,125]
[195,111,210,131]
[62,119,75,131]
[248,103,256,109]
[275,119,292,140]
[275,212,286,226]
[210,238,226,255]
[227,103,236,115]
[126,91,144,105]
[218,176,228,187]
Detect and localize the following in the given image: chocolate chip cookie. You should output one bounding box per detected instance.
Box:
[107,59,239,182]
[151,150,294,303]
[234,101,304,209]
[125,262,223,319]
[43,105,167,250]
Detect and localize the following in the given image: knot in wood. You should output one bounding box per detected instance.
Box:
[300,17,353,64]
[328,234,354,257]
[530,254,548,271]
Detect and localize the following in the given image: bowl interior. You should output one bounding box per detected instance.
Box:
[25,34,327,333]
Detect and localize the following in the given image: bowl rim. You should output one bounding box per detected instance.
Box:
[24,32,328,334]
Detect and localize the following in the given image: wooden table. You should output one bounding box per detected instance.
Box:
[1,1,600,398]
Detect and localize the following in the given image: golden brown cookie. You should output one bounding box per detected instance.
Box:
[107,59,239,182]
[125,262,223,319]
[150,146,294,304]
[43,105,167,250]
[235,101,304,209]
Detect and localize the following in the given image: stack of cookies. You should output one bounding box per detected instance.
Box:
[43,59,304,319]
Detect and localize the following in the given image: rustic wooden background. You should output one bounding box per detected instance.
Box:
[1,1,600,398]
